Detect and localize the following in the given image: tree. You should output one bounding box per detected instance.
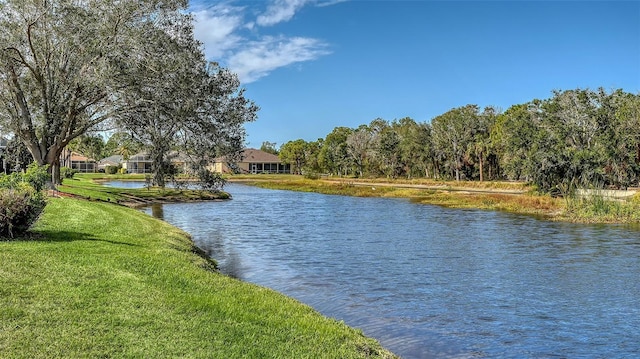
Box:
[104,131,143,159]
[68,134,105,161]
[493,103,540,182]
[376,121,401,178]
[0,0,200,184]
[3,137,32,173]
[279,139,308,175]
[260,141,279,155]
[431,105,479,181]
[395,117,433,178]
[346,125,375,178]
[319,127,352,176]
[472,107,499,182]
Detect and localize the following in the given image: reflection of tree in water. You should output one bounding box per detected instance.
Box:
[196,234,244,280]
[147,204,244,278]
[150,203,164,220]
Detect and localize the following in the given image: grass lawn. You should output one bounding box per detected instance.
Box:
[0,197,396,358]
[57,174,228,205]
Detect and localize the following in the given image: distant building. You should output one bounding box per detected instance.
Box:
[97,155,123,172]
[122,152,190,174]
[122,152,152,174]
[211,148,290,174]
[60,149,97,173]
[0,136,7,174]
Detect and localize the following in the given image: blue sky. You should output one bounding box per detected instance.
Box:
[190,0,640,149]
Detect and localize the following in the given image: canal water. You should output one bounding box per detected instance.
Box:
[115,182,640,358]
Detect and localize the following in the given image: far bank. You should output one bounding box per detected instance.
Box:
[227,175,640,224]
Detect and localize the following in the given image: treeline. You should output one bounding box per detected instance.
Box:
[277,88,640,194]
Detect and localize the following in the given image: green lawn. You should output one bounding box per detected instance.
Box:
[57,175,228,204]
[0,197,396,358]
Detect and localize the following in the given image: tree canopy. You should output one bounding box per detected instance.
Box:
[0,0,256,185]
[278,88,640,194]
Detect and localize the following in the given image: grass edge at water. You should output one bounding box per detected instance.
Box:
[0,196,396,358]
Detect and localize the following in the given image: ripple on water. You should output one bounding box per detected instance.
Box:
[144,183,640,359]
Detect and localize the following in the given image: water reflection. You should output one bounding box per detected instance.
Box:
[144,184,640,359]
[150,203,164,220]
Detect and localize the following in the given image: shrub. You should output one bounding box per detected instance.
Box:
[195,168,226,191]
[0,186,46,238]
[105,165,119,175]
[0,163,49,238]
[304,171,320,180]
[61,166,77,179]
[119,167,127,174]
[0,163,50,191]
[22,163,50,191]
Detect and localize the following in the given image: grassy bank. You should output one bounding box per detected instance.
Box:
[0,197,395,358]
[229,175,640,224]
[58,174,228,206]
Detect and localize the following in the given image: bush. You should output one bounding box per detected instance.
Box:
[0,186,46,238]
[0,163,49,238]
[119,167,127,174]
[23,163,50,191]
[195,168,226,191]
[0,163,50,191]
[61,167,77,179]
[304,171,320,180]
[105,165,119,175]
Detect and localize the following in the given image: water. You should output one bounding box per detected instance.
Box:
[136,183,640,358]
[102,180,147,189]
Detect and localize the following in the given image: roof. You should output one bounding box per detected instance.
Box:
[215,148,280,163]
[69,152,95,162]
[126,151,189,163]
[127,152,151,162]
[98,155,123,165]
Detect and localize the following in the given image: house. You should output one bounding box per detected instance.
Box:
[122,152,190,174]
[97,155,123,171]
[211,148,290,174]
[0,136,7,174]
[122,152,152,174]
[60,149,96,173]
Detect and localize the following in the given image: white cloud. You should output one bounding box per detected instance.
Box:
[228,36,331,83]
[256,0,310,27]
[191,0,336,83]
[193,4,244,59]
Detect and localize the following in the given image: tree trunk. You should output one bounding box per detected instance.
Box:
[45,148,64,186]
[478,150,484,182]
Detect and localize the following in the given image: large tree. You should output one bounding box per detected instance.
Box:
[111,7,256,187]
[0,0,221,184]
[279,139,309,175]
[431,105,479,181]
[319,126,352,176]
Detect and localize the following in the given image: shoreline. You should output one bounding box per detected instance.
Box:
[2,183,397,358]
[227,175,640,224]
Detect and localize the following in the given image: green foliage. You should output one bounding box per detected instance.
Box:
[105,165,119,175]
[1,163,50,191]
[0,164,48,238]
[0,187,46,238]
[304,171,321,180]
[294,88,640,194]
[260,141,279,155]
[61,166,77,179]
[195,168,226,191]
[279,139,310,175]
